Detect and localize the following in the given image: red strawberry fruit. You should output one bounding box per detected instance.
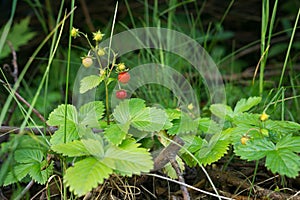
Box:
[118,72,130,84]
[116,89,127,99]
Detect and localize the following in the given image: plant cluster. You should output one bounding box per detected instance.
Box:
[1,26,300,198]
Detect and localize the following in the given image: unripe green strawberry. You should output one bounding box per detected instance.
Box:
[260,128,269,137]
[118,72,130,84]
[82,56,93,68]
[116,89,127,99]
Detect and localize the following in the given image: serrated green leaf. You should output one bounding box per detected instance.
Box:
[103,139,153,176]
[0,17,36,59]
[232,113,261,127]
[104,123,129,145]
[234,96,261,113]
[210,104,233,119]
[113,99,145,124]
[3,163,33,186]
[198,118,221,133]
[14,149,43,163]
[168,113,199,135]
[81,138,104,158]
[80,75,103,94]
[51,140,90,157]
[276,135,300,152]
[29,161,53,185]
[131,107,168,132]
[79,101,104,127]
[265,149,300,178]
[195,133,230,166]
[265,120,300,135]
[234,138,275,161]
[182,135,204,153]
[47,104,78,126]
[50,123,79,145]
[65,157,112,196]
[165,109,181,121]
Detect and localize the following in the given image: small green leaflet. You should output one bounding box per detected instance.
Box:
[113,98,169,132]
[3,163,33,186]
[209,104,233,119]
[102,139,154,176]
[194,133,230,166]
[51,140,91,157]
[47,104,78,126]
[49,123,79,145]
[233,96,261,113]
[79,101,104,127]
[104,123,129,145]
[167,113,199,135]
[80,75,103,94]
[64,157,112,196]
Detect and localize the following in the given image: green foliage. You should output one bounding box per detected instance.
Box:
[1,135,52,186]
[80,75,104,94]
[0,17,36,59]
[211,96,300,178]
[48,99,157,196]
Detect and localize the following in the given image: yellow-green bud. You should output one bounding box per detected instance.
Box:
[71,27,79,38]
[93,30,104,42]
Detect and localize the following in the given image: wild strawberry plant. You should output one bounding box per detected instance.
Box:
[2,26,300,198]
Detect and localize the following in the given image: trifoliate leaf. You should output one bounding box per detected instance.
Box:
[79,101,104,127]
[103,139,153,176]
[210,104,233,119]
[64,157,112,196]
[47,104,78,126]
[104,123,129,145]
[80,75,103,94]
[3,163,33,186]
[51,140,90,157]
[14,149,43,163]
[234,96,261,113]
[265,149,300,178]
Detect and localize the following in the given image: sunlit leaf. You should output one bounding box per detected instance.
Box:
[47,104,78,126]
[64,157,112,196]
[79,101,104,127]
[104,123,129,145]
[234,96,261,113]
[80,75,103,94]
[51,140,90,157]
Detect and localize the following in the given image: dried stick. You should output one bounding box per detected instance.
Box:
[152,136,185,171]
[170,159,190,200]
